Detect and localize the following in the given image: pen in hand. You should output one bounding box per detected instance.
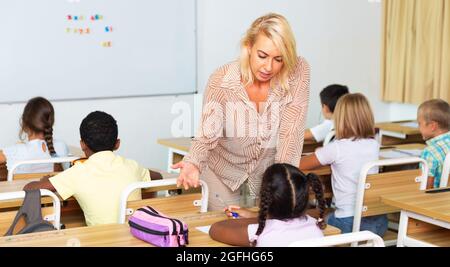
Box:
[215,194,239,219]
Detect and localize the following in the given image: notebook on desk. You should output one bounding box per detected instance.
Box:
[379,149,423,159]
[425,187,450,194]
[399,121,419,129]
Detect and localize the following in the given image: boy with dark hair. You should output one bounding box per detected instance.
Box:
[24,111,152,226]
[304,84,349,142]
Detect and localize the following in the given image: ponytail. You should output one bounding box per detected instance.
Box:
[307,173,327,230]
[44,127,57,157]
[251,185,272,247]
[44,126,63,172]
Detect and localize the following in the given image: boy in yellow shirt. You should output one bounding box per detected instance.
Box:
[24,111,153,226]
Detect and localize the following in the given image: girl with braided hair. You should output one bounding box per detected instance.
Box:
[0,97,69,174]
[209,163,326,247]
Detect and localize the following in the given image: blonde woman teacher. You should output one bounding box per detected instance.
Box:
[172,13,310,211]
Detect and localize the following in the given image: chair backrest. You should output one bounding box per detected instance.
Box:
[374,128,382,145]
[289,231,385,247]
[0,190,61,234]
[7,157,79,181]
[353,157,429,234]
[440,153,450,188]
[323,130,336,146]
[118,178,209,224]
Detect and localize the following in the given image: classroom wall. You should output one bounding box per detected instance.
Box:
[388,103,419,121]
[0,0,417,170]
[197,0,394,126]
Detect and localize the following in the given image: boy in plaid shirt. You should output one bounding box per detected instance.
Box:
[417,99,450,189]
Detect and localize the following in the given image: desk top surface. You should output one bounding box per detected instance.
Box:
[381,190,450,223]
[376,121,420,135]
[0,179,37,194]
[157,137,192,152]
[0,211,341,247]
[383,143,426,150]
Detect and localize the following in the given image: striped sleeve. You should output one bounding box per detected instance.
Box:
[275,57,310,166]
[183,69,226,172]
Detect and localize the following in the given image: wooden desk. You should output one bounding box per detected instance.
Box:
[68,146,85,158]
[0,211,341,247]
[0,179,44,209]
[158,138,190,173]
[0,179,38,194]
[384,143,426,150]
[376,121,424,146]
[303,139,323,153]
[381,191,450,247]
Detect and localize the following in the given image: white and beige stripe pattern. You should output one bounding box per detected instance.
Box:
[183,56,310,210]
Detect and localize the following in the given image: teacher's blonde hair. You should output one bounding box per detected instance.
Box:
[240,13,298,92]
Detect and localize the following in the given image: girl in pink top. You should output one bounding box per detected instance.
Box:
[209,164,326,247]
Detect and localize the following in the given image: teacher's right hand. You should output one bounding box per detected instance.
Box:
[172,161,200,190]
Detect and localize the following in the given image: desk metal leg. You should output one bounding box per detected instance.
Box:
[167,148,188,174]
[167,148,174,173]
[398,211,449,247]
[397,211,408,247]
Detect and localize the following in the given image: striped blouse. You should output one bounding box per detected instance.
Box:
[183,56,310,195]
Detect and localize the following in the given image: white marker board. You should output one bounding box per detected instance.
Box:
[0,0,197,103]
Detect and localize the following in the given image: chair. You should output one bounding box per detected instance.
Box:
[440,153,450,188]
[323,130,336,146]
[289,231,385,247]
[7,156,80,181]
[352,157,429,246]
[118,178,209,224]
[0,189,61,234]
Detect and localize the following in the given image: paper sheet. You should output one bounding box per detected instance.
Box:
[196,225,211,234]
[394,149,423,157]
[380,151,407,159]
[380,149,423,159]
[400,122,419,129]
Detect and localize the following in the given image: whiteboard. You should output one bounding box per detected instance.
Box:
[0,0,197,103]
